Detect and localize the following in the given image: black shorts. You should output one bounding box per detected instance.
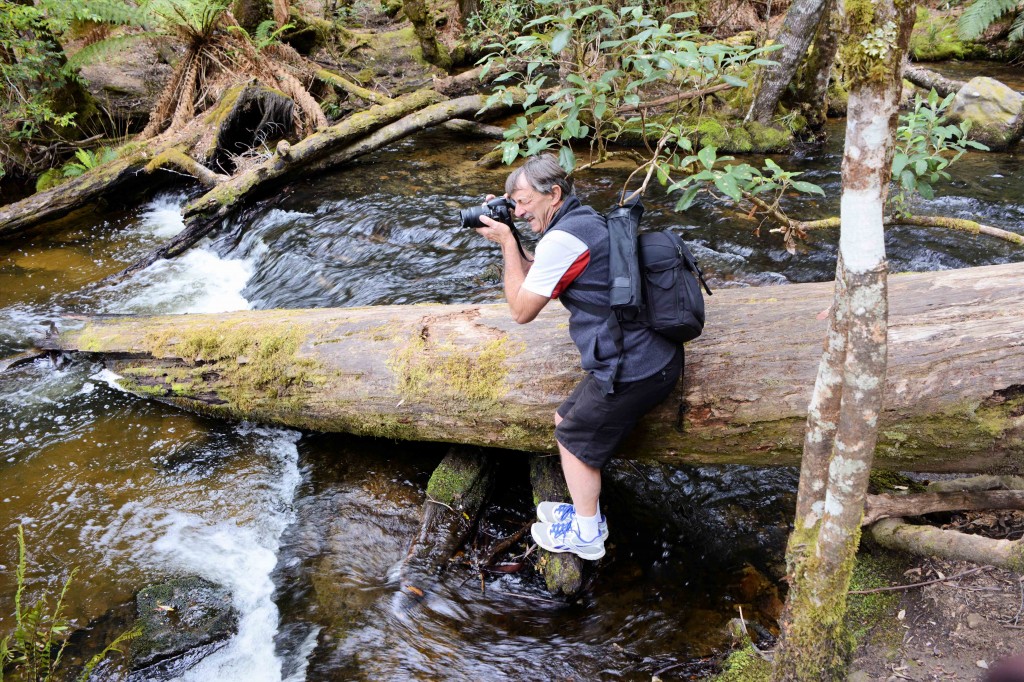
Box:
[555,348,683,469]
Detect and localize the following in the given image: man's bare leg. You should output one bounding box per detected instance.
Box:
[554,411,600,517]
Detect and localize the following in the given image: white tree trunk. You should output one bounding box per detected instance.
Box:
[772,1,918,678]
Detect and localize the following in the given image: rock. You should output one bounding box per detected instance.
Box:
[967,612,985,629]
[78,41,174,131]
[948,77,1024,151]
[130,577,237,671]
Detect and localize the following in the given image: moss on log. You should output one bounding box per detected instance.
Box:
[41,262,1024,472]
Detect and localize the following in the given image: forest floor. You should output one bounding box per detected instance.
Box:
[848,511,1024,682]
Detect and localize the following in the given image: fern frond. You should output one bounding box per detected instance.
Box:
[66,32,157,69]
[1009,9,1024,40]
[957,0,1018,39]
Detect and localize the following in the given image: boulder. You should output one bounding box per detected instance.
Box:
[130,577,237,672]
[948,76,1024,151]
[78,41,173,131]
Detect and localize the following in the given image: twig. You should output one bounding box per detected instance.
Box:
[849,566,993,594]
[482,523,531,566]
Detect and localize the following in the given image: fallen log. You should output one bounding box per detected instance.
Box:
[863,490,1024,525]
[869,517,1024,572]
[109,90,523,284]
[903,64,966,99]
[39,262,1024,472]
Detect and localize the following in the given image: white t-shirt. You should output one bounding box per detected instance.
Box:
[521,231,590,299]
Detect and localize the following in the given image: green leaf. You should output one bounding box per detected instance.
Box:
[697,145,717,170]
[551,28,571,54]
[721,74,747,88]
[917,182,935,200]
[715,172,740,200]
[674,184,701,211]
[558,146,576,173]
[891,152,909,177]
[502,143,520,166]
[791,180,825,196]
[900,169,917,191]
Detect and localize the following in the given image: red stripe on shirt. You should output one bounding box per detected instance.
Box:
[550,251,590,299]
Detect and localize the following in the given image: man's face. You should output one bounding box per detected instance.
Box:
[510,179,562,234]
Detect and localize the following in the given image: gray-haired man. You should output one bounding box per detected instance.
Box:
[475,153,682,560]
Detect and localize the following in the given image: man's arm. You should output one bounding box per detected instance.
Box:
[476,215,549,324]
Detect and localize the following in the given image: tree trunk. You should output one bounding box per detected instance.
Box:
[772,2,917,679]
[792,0,840,131]
[403,0,453,70]
[397,446,494,602]
[529,455,585,596]
[36,262,1024,472]
[745,0,830,124]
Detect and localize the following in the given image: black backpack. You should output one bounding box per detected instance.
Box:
[606,198,712,344]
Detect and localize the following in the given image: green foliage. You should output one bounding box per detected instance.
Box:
[478,1,826,232]
[889,89,989,217]
[910,7,975,61]
[0,526,74,682]
[227,19,296,50]
[145,0,231,41]
[0,2,79,148]
[958,0,1024,41]
[62,147,119,178]
[464,0,535,52]
[0,526,138,682]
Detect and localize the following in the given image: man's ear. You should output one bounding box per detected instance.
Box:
[551,185,563,204]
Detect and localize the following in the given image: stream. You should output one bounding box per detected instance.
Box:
[1,123,1022,680]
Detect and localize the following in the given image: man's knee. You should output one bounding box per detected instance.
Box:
[554,409,562,426]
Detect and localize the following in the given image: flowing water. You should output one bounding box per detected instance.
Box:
[1,124,1022,681]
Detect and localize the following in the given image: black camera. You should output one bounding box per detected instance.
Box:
[459,196,517,230]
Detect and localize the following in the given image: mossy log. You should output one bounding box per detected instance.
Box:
[398,446,494,597]
[863,490,1024,525]
[869,517,1024,572]
[39,262,1024,472]
[529,454,585,596]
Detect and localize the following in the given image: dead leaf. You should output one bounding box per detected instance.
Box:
[405,585,424,598]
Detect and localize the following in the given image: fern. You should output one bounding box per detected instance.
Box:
[1010,9,1024,40]
[957,0,1019,40]
[75,623,142,682]
[66,32,155,69]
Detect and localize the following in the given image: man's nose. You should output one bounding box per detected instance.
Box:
[515,205,528,217]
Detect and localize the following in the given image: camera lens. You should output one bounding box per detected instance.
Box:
[460,205,487,229]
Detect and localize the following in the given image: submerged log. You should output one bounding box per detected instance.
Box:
[529,455,585,596]
[398,446,494,596]
[40,262,1024,472]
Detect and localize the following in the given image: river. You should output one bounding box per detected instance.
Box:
[1,123,1022,680]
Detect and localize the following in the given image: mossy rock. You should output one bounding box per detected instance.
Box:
[910,8,988,61]
[713,644,771,681]
[131,577,238,669]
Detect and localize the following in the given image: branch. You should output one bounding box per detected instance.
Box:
[144,149,229,188]
[616,83,736,113]
[863,490,1024,526]
[315,68,392,105]
[869,517,1024,571]
[766,212,1023,246]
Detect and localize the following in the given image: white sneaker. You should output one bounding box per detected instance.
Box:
[536,501,608,540]
[531,519,606,560]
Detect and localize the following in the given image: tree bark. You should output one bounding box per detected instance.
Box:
[37,262,1024,472]
[869,518,1024,572]
[773,2,917,678]
[792,0,840,131]
[745,0,830,124]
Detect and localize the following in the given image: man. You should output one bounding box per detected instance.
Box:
[475,153,682,560]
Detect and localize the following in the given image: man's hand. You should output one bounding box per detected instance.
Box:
[475,214,515,247]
